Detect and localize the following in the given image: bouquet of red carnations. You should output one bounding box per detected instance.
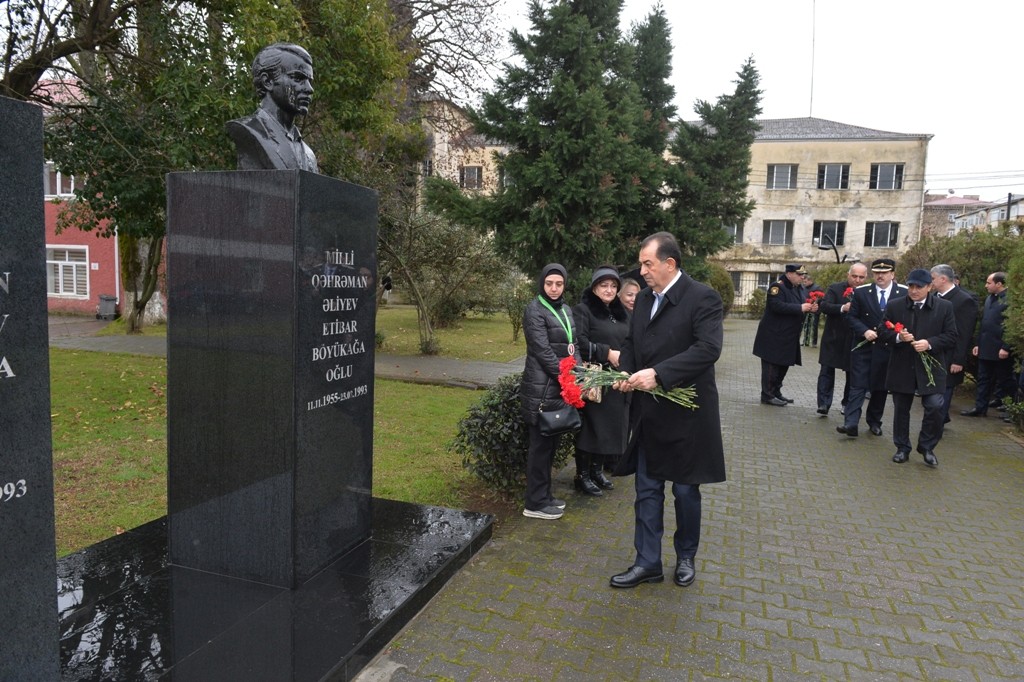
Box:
[885,320,945,386]
[558,357,698,409]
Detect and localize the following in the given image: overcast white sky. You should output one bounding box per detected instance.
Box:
[494,0,1024,201]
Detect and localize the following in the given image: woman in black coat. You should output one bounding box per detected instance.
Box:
[572,265,629,496]
[520,263,580,520]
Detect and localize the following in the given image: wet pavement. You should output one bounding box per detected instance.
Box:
[50,315,1024,680]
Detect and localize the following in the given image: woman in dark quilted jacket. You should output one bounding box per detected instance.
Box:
[520,263,580,520]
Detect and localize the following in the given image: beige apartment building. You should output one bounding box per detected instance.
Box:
[715,118,932,305]
[419,95,507,199]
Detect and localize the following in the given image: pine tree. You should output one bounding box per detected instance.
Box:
[425,0,664,276]
[665,57,763,268]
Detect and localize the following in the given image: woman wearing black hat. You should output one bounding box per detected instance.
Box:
[572,265,630,496]
[520,263,581,519]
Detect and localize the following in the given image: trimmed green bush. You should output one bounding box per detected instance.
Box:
[699,262,735,315]
[449,372,574,494]
[746,287,766,318]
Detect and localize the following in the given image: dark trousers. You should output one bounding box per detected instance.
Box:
[816,365,850,412]
[974,358,1017,412]
[892,392,945,453]
[760,360,790,401]
[633,445,701,569]
[525,425,557,510]
[844,385,889,430]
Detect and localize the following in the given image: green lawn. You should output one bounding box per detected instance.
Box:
[50,348,504,556]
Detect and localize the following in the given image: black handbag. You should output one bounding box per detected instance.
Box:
[538,402,581,436]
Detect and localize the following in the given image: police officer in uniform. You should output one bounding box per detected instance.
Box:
[753,264,817,406]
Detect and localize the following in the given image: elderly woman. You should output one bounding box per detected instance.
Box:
[520,263,581,520]
[572,265,630,496]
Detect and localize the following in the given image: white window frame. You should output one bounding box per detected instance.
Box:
[870,163,904,190]
[46,245,90,299]
[756,272,774,290]
[724,223,743,244]
[44,161,77,197]
[762,220,793,245]
[766,164,797,190]
[817,163,850,190]
[459,165,483,190]
[813,220,846,247]
[864,221,899,248]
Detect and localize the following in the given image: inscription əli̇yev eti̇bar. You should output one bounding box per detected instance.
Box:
[307,249,370,411]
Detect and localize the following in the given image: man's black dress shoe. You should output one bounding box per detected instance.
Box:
[922,450,938,467]
[989,399,1003,408]
[960,408,986,417]
[761,397,787,406]
[777,394,795,403]
[869,425,883,436]
[610,565,664,588]
[674,558,695,587]
[816,407,828,416]
[892,450,909,463]
[836,425,858,437]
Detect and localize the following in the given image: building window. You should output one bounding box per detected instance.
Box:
[422,159,433,177]
[756,272,774,290]
[762,220,793,245]
[46,247,89,298]
[869,163,904,190]
[44,162,78,197]
[729,271,741,295]
[498,167,514,188]
[766,164,797,190]
[947,212,957,223]
[813,220,846,247]
[459,165,483,190]
[817,164,850,190]
[864,221,899,247]
[724,223,743,244]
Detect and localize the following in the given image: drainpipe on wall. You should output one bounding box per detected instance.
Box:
[113,225,120,307]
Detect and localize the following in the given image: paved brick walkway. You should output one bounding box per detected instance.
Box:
[357,317,1024,681]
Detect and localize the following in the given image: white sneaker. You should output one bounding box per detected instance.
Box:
[523,505,563,520]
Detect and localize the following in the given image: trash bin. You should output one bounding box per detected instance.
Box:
[97,295,118,320]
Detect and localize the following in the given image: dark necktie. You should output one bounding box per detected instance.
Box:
[878,289,886,310]
[651,292,663,319]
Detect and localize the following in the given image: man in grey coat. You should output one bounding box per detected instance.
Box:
[610,232,725,589]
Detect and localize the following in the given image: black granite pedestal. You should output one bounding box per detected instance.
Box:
[58,498,491,681]
[167,171,379,588]
[0,95,61,679]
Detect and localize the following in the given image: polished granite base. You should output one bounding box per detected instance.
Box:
[57,499,492,681]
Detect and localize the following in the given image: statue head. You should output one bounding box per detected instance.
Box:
[252,43,314,118]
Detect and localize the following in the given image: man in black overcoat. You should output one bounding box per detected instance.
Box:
[752,264,817,406]
[880,269,957,467]
[963,272,1016,416]
[609,232,725,590]
[929,264,978,424]
[816,262,868,415]
[838,258,907,438]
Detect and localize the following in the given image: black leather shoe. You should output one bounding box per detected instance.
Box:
[961,408,986,417]
[836,425,858,437]
[777,394,795,403]
[922,450,938,467]
[674,558,695,587]
[989,399,1003,408]
[869,425,883,436]
[590,465,614,490]
[574,474,603,496]
[892,450,909,463]
[816,407,829,416]
[761,397,787,406]
[610,565,664,588]
[1004,416,1014,424]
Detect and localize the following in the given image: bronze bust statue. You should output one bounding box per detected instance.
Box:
[227,43,319,172]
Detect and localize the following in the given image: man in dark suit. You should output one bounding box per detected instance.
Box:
[838,258,907,438]
[609,232,725,589]
[752,264,817,406]
[816,262,868,416]
[963,271,1016,416]
[880,269,957,467]
[226,43,319,172]
[929,264,978,424]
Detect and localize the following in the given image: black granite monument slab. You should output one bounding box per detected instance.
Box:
[167,170,378,588]
[0,94,61,680]
[57,500,491,680]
